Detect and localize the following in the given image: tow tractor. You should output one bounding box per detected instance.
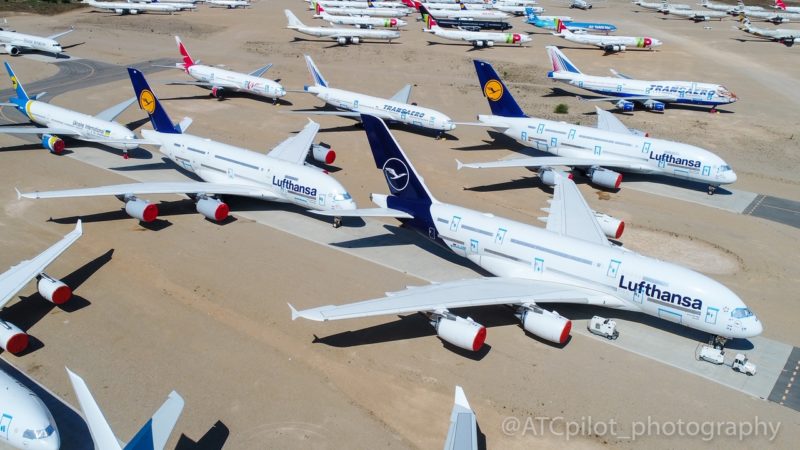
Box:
[588,316,619,340]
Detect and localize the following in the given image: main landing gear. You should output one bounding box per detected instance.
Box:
[707,184,717,195]
[333,216,342,228]
[709,335,728,350]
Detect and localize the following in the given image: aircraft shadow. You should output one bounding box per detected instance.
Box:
[622,172,734,195]
[61,42,86,51]
[176,420,230,450]
[452,130,531,153]
[0,143,44,153]
[124,116,152,131]
[222,195,365,228]
[542,87,582,99]
[290,37,400,47]
[463,176,548,193]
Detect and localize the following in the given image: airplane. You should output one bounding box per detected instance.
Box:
[459,59,737,194]
[314,3,408,29]
[774,0,800,12]
[737,17,799,45]
[416,2,512,19]
[67,368,184,450]
[0,25,73,57]
[0,62,147,157]
[423,14,531,47]
[443,386,477,450]
[741,8,800,23]
[545,46,738,112]
[418,4,514,30]
[309,0,412,17]
[570,0,593,9]
[298,55,455,138]
[312,0,412,10]
[525,9,617,33]
[0,367,60,450]
[206,0,250,8]
[491,3,544,15]
[131,0,199,4]
[80,0,180,14]
[149,0,198,11]
[633,0,690,11]
[0,221,82,354]
[285,9,401,44]
[160,36,286,102]
[401,0,492,10]
[661,2,729,20]
[18,68,357,227]
[553,18,662,52]
[288,114,760,352]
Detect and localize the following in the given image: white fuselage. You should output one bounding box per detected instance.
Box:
[306,86,455,132]
[143,130,356,211]
[418,2,491,10]
[313,1,411,9]
[550,71,738,108]
[559,31,662,50]
[477,114,737,186]
[426,26,531,45]
[313,5,409,17]
[635,1,690,10]
[186,65,286,100]
[425,8,510,19]
[0,370,60,450]
[292,24,401,40]
[85,0,179,13]
[742,23,800,39]
[320,12,407,28]
[746,9,800,20]
[426,202,761,339]
[23,100,138,150]
[207,0,250,7]
[0,31,62,54]
[666,7,728,18]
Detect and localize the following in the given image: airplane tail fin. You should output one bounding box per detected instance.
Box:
[401,0,418,10]
[360,114,438,204]
[3,61,30,104]
[419,3,434,19]
[524,7,539,22]
[546,46,582,74]
[123,391,185,450]
[285,9,305,28]
[555,18,569,34]
[174,36,195,70]
[472,60,527,118]
[315,1,324,14]
[776,0,787,10]
[304,55,329,88]
[127,68,182,134]
[66,368,123,450]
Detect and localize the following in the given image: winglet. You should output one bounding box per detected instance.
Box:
[4,61,29,103]
[66,368,123,450]
[74,219,82,236]
[304,55,328,88]
[15,187,21,200]
[289,303,299,321]
[454,386,471,411]
[124,390,184,450]
[456,159,464,170]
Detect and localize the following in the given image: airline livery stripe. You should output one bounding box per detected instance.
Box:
[187,147,205,154]
[437,217,450,224]
[214,154,259,170]
[484,248,526,263]
[461,224,494,236]
[510,238,593,265]
[200,164,226,173]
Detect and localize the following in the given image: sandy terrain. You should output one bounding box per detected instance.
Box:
[0,0,798,448]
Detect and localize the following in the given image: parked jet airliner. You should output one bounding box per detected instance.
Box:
[81,0,180,14]
[546,46,738,112]
[459,60,737,194]
[423,15,531,48]
[737,18,799,45]
[314,3,407,28]
[0,26,73,56]
[553,19,662,52]
[0,367,59,450]
[298,55,456,137]
[774,0,800,12]
[18,69,356,226]
[285,9,401,44]
[525,9,617,33]
[289,115,761,352]
[309,0,411,17]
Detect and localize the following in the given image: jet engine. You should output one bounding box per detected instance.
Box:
[196,196,229,222]
[643,99,665,112]
[614,99,634,112]
[114,8,124,14]
[123,196,158,222]
[41,134,65,154]
[474,40,485,47]
[129,9,139,14]
[337,37,348,45]
[432,313,487,351]
[516,304,571,344]
[592,211,625,239]
[0,43,20,56]
[310,142,336,164]
[781,37,796,47]
[589,167,622,189]
[211,86,224,98]
[351,36,361,44]
[37,274,72,304]
[603,44,626,52]
[536,166,573,186]
[486,40,494,47]
[0,321,28,353]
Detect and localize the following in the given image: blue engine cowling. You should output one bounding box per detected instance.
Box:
[644,99,665,112]
[615,99,634,112]
[41,134,65,154]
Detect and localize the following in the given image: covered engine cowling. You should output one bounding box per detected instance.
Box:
[589,167,622,189]
[615,99,634,112]
[433,314,487,351]
[592,211,625,239]
[337,36,348,45]
[0,320,28,354]
[41,134,65,154]
[388,18,397,27]
[351,36,360,44]
[516,305,571,344]
[37,274,72,304]
[486,40,494,47]
[211,86,224,98]
[196,196,229,222]
[114,8,124,14]
[536,166,573,186]
[643,99,665,112]
[604,44,625,52]
[125,197,158,222]
[311,142,336,164]
[0,43,20,56]
[130,9,139,14]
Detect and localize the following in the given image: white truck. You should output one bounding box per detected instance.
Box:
[698,345,725,364]
[588,316,619,340]
[732,354,757,376]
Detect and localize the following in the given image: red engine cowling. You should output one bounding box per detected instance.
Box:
[518,305,571,344]
[589,168,622,189]
[592,211,625,239]
[311,143,336,164]
[42,134,65,155]
[196,197,229,222]
[37,274,72,304]
[435,314,487,351]
[211,86,224,98]
[0,321,28,354]
[125,197,158,222]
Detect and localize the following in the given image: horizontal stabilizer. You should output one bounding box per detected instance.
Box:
[249,63,273,77]
[95,97,137,122]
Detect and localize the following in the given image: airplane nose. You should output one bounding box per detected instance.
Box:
[343,199,357,210]
[750,317,763,337]
[726,170,738,184]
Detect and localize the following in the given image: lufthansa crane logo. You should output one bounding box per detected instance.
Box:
[382,157,409,192]
[484,80,503,102]
[138,89,156,114]
[10,76,18,90]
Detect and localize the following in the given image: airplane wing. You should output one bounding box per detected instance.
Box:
[389,84,412,104]
[546,173,610,246]
[94,97,137,122]
[248,63,273,77]
[456,156,639,171]
[266,120,319,164]
[18,182,280,200]
[608,68,632,79]
[594,106,643,136]
[285,110,362,118]
[577,94,678,103]
[0,126,80,136]
[66,367,123,450]
[444,386,478,450]
[47,28,75,41]
[308,207,413,218]
[0,220,82,308]
[290,277,624,322]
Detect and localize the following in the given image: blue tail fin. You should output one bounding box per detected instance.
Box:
[304,55,328,88]
[545,46,582,74]
[126,68,181,134]
[4,62,30,109]
[361,114,437,204]
[473,60,527,118]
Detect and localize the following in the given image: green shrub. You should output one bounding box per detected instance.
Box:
[554,103,569,114]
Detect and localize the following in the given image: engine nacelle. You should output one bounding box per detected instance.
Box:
[614,99,634,112]
[486,40,494,47]
[211,86,224,98]
[37,274,72,304]
[517,305,571,344]
[643,99,665,112]
[0,320,28,354]
[434,314,486,351]
[589,167,622,189]
[196,196,229,222]
[125,197,158,222]
[337,36,348,45]
[311,142,336,164]
[474,40,485,47]
[536,166,573,186]
[130,9,139,14]
[114,8,124,14]
[351,36,360,44]
[41,134,65,154]
[592,211,625,239]
[604,44,625,52]
[0,43,20,56]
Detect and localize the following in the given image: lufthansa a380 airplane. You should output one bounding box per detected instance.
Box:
[299,55,456,137]
[161,36,286,102]
[18,69,357,226]
[459,60,737,194]
[286,9,401,45]
[0,25,73,57]
[546,46,738,112]
[0,62,146,157]
[0,367,59,450]
[289,115,761,352]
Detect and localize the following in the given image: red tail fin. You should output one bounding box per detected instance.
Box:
[315,1,324,13]
[776,0,787,10]
[175,36,194,70]
[556,18,567,33]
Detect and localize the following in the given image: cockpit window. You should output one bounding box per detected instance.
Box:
[23,424,55,439]
[720,165,731,172]
[731,308,753,319]
[333,193,351,201]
